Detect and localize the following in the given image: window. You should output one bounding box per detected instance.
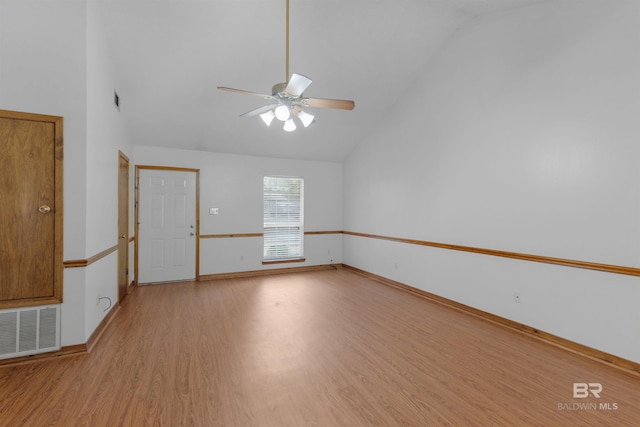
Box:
[263,176,304,262]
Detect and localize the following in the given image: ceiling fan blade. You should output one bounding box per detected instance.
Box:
[217,86,275,100]
[285,73,312,97]
[304,97,355,110]
[240,104,277,117]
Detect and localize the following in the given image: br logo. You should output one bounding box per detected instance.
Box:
[573,383,602,398]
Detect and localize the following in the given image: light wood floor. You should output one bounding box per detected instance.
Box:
[1,268,639,426]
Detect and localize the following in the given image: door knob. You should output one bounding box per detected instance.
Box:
[38,205,51,213]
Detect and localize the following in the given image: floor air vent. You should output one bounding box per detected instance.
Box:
[0,305,60,359]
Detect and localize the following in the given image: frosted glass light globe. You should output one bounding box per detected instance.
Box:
[283,119,296,132]
[274,105,291,121]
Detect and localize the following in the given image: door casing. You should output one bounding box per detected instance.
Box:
[117,151,130,301]
[134,165,200,284]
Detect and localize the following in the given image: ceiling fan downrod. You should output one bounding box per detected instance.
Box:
[286,0,290,82]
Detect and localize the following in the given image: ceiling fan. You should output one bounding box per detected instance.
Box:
[217,0,355,132]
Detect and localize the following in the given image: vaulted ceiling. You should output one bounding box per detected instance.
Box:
[96,0,548,162]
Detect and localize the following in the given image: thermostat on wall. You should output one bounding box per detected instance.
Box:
[209,207,219,215]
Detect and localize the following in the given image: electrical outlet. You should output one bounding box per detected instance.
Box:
[514,292,521,303]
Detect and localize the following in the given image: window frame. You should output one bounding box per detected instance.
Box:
[262,175,305,264]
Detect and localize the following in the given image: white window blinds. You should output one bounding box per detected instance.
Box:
[263,176,304,261]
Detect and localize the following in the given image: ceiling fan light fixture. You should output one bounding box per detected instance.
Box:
[216,0,354,132]
[260,110,276,126]
[283,118,296,132]
[274,104,291,121]
[297,110,314,127]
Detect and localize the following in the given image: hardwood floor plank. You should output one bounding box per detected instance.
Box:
[0,269,639,426]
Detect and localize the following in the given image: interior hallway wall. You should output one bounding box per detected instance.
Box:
[0,1,134,346]
[1,0,89,346]
[343,0,640,363]
[85,2,134,341]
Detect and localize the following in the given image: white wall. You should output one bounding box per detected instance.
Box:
[1,0,89,346]
[0,1,89,259]
[1,1,133,345]
[84,3,133,339]
[133,146,343,275]
[343,0,640,363]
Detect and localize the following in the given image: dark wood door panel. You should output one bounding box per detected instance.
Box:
[0,110,63,307]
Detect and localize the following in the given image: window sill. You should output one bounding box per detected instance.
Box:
[262,258,306,265]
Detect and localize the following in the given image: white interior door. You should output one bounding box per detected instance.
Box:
[138,169,196,284]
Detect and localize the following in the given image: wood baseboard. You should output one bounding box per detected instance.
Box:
[1,300,122,367]
[9,263,635,379]
[342,264,640,379]
[0,344,87,368]
[86,303,121,353]
[199,263,340,281]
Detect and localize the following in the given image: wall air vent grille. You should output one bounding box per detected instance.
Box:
[0,305,60,359]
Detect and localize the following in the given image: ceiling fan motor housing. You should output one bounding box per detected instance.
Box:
[272,82,288,96]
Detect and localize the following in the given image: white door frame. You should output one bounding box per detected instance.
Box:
[134,165,200,284]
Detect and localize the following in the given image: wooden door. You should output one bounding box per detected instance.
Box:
[117,152,129,302]
[137,168,198,284]
[0,110,63,308]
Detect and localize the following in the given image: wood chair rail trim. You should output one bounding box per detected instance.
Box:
[199,231,343,239]
[63,230,639,279]
[344,231,640,277]
[200,233,263,239]
[63,244,118,268]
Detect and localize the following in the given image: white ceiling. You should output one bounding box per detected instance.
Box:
[96,0,548,162]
